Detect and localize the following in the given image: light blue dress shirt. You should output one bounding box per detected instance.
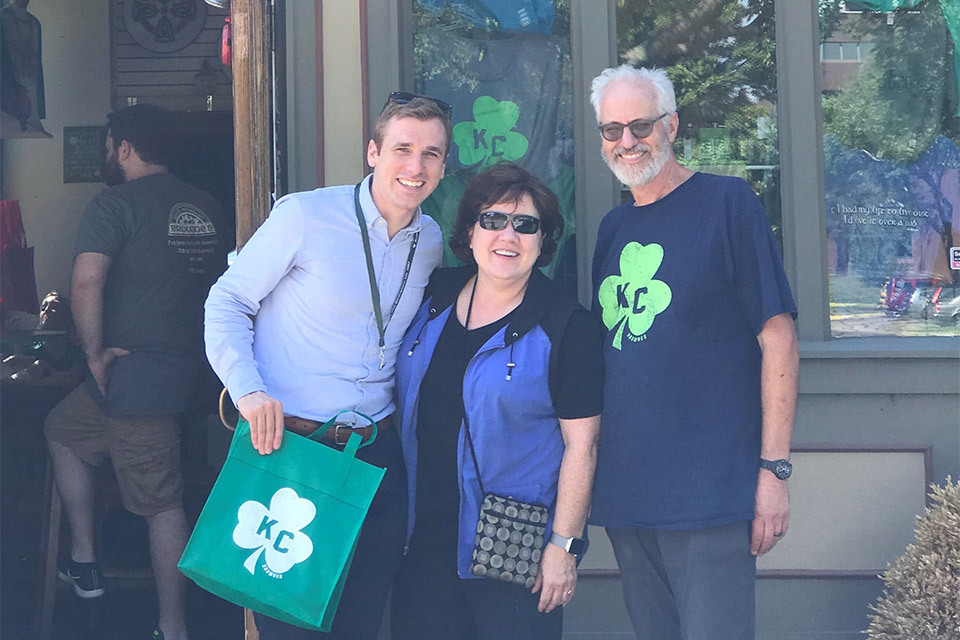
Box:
[204,174,443,422]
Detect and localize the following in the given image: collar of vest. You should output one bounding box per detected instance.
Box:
[426,265,558,346]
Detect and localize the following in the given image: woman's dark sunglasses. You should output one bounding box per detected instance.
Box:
[477,211,541,234]
[385,91,453,118]
[598,113,669,142]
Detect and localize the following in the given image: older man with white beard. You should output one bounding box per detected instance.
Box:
[588,65,800,640]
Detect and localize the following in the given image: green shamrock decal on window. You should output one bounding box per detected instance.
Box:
[233,487,316,578]
[598,242,672,350]
[453,96,529,168]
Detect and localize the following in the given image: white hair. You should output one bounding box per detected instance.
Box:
[590,65,677,123]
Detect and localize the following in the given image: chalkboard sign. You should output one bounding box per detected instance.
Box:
[63,126,105,183]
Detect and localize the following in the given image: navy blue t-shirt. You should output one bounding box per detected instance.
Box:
[590,172,796,529]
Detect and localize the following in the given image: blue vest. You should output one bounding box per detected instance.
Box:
[396,266,576,578]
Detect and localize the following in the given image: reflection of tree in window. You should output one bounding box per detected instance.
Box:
[821,1,959,336]
[821,2,956,163]
[616,0,781,244]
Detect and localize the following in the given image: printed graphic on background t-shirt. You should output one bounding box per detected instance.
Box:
[453,96,529,168]
[413,10,576,279]
[598,242,672,350]
[167,202,219,272]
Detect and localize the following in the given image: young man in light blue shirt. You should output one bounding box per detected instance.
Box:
[204,94,451,639]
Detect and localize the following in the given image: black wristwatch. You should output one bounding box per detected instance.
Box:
[549,532,587,557]
[760,458,792,480]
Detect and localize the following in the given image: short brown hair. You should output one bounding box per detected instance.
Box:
[372,96,453,156]
[450,162,564,267]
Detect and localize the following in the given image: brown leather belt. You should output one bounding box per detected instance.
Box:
[284,413,392,446]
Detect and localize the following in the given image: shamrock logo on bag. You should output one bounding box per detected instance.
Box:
[598,242,672,350]
[453,96,529,168]
[233,487,316,578]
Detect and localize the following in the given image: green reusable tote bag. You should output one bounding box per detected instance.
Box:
[178,416,385,631]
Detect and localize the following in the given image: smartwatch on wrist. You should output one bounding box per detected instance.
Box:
[549,532,586,557]
[760,457,792,480]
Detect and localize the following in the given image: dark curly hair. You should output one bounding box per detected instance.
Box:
[449,162,564,267]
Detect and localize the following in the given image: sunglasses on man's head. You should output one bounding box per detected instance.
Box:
[598,112,670,142]
[477,211,541,235]
[384,91,453,118]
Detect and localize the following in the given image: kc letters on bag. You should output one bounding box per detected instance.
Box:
[234,488,316,578]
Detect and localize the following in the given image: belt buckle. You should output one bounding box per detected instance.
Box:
[333,423,355,446]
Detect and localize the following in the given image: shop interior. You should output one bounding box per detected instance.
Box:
[1,1,243,637]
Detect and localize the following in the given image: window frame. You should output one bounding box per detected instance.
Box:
[364,0,960,366]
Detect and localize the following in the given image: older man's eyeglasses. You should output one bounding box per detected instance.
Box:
[384,91,453,118]
[598,113,669,142]
[477,211,541,235]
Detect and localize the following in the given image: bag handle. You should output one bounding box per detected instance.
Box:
[232,418,363,494]
[222,391,378,449]
[306,409,379,450]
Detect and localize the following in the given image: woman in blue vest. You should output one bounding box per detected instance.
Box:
[392,162,603,640]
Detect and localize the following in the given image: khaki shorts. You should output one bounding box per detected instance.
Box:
[43,386,182,516]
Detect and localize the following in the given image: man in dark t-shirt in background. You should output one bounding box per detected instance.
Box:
[588,65,799,640]
[44,104,226,640]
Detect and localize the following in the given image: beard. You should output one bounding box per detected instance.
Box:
[102,154,125,186]
[603,128,672,188]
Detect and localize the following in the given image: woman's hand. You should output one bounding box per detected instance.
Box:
[532,543,577,613]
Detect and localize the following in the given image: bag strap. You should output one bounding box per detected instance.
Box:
[306,409,379,449]
[232,409,379,453]
[459,276,487,497]
[462,412,487,498]
[353,182,419,370]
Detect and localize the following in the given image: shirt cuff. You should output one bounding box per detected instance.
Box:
[225,367,266,406]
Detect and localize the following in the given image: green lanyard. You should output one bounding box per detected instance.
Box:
[353,182,420,370]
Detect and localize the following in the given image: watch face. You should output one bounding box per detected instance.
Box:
[775,460,792,479]
[568,538,586,556]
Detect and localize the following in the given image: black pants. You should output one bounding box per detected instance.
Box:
[391,527,562,640]
[255,426,408,640]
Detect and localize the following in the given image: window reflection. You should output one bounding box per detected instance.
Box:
[411,0,577,293]
[821,2,959,337]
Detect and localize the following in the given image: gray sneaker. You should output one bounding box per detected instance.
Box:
[57,560,105,598]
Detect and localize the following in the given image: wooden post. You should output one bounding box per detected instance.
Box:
[232,5,270,635]
[229,2,274,634]
[244,607,259,640]
[231,0,273,249]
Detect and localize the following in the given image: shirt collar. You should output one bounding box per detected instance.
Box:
[358,173,424,236]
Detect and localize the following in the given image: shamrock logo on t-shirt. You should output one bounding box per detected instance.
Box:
[598,242,672,350]
[453,96,530,168]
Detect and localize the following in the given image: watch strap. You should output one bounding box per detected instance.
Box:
[549,532,585,556]
[760,457,792,479]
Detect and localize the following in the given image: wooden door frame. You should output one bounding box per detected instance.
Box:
[231,3,271,636]
[231,0,273,249]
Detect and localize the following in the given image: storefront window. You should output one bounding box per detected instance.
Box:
[615,0,782,245]
[411,0,577,293]
[821,1,959,337]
